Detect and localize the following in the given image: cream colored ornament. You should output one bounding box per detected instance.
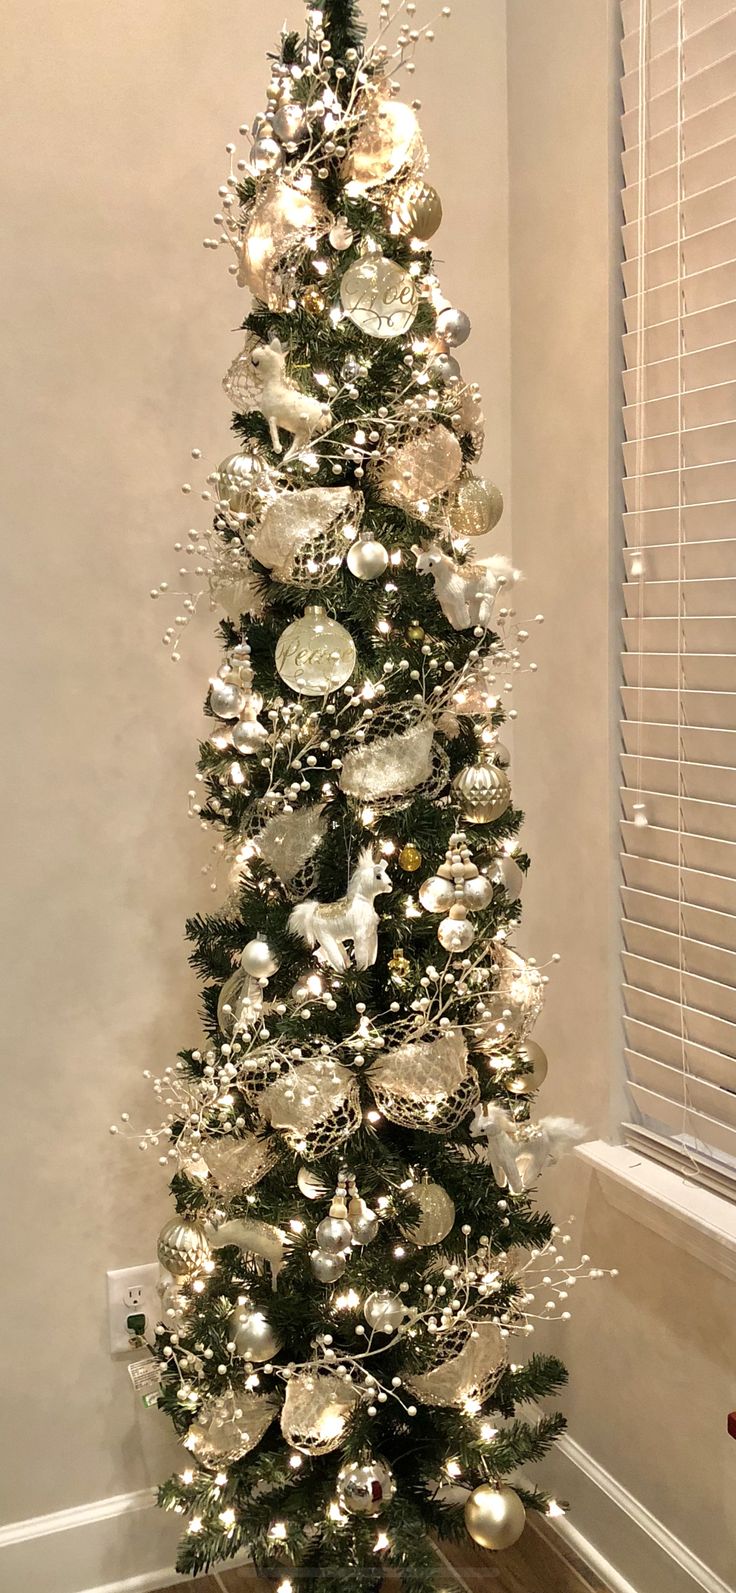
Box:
[418,874,456,914]
[343,97,425,191]
[403,181,443,240]
[256,804,327,888]
[237,179,333,310]
[280,1369,359,1455]
[340,720,434,803]
[205,1217,287,1289]
[250,339,331,459]
[437,906,476,954]
[370,1029,480,1133]
[379,427,462,514]
[340,254,419,339]
[288,846,392,971]
[250,486,362,586]
[157,1218,211,1278]
[402,1181,456,1246]
[185,1389,277,1468]
[414,543,517,631]
[346,537,389,581]
[202,1133,277,1198]
[465,1485,526,1551]
[275,606,356,696]
[453,762,512,823]
[405,1322,506,1409]
[449,476,504,538]
[259,1056,362,1160]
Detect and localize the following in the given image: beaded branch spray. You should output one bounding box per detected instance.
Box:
[118,1,616,1582]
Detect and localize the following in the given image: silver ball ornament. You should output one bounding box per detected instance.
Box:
[337,1457,396,1517]
[437,306,472,347]
[351,1205,379,1245]
[463,874,494,911]
[364,1290,405,1334]
[229,1306,282,1363]
[210,679,246,720]
[250,136,283,176]
[429,352,462,385]
[346,539,390,581]
[316,1216,353,1254]
[157,1217,210,1278]
[310,1248,347,1283]
[240,937,280,979]
[464,1485,526,1551]
[271,103,308,145]
[232,713,268,755]
[418,875,456,914]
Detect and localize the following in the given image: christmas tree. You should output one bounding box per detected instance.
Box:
[151,2,593,1584]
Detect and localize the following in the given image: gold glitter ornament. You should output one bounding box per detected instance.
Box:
[388,950,410,978]
[398,843,422,872]
[450,476,505,538]
[302,284,326,315]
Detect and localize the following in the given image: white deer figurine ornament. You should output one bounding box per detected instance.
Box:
[413,541,518,631]
[288,847,393,971]
[251,338,332,459]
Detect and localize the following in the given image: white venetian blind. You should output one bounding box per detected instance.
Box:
[620,0,736,1192]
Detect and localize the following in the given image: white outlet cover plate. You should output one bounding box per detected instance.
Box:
[107,1263,160,1355]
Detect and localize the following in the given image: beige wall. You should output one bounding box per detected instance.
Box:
[0,3,508,1588]
[507,4,736,1591]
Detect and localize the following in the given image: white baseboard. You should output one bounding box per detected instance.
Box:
[543,1434,733,1593]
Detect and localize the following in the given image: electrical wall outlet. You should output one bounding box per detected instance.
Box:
[107,1263,160,1355]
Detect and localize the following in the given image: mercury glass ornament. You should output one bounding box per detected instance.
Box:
[463,873,494,911]
[337,1457,396,1517]
[429,352,462,385]
[364,1290,405,1334]
[229,1306,282,1363]
[406,182,443,240]
[316,1215,353,1254]
[232,711,268,755]
[271,102,308,145]
[275,606,356,697]
[450,477,504,539]
[437,305,472,347]
[250,135,283,175]
[464,1484,526,1551]
[240,937,280,978]
[419,874,456,914]
[349,1197,379,1245]
[298,1166,329,1201]
[340,255,418,340]
[347,538,389,581]
[508,1039,549,1095]
[310,1248,347,1283]
[403,1181,456,1246]
[437,911,476,954]
[209,678,246,720]
[453,763,512,825]
[157,1217,210,1278]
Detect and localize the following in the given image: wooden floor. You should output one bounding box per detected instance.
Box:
[153,1519,606,1593]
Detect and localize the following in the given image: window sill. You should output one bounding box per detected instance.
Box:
[576,1139,736,1283]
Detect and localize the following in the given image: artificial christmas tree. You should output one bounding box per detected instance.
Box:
[145,2,600,1584]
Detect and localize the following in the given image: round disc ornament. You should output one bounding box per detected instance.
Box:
[340,255,418,340]
[275,606,356,697]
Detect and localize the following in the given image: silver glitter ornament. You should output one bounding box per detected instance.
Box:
[346,538,389,581]
[250,136,283,176]
[453,763,512,824]
[364,1290,405,1334]
[275,606,356,697]
[316,1215,353,1254]
[240,937,280,978]
[337,1457,396,1517]
[310,1248,347,1282]
[464,1485,526,1551]
[157,1217,210,1278]
[437,305,472,347]
[229,1305,282,1363]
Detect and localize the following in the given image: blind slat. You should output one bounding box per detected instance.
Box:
[624,949,736,1023]
[627,1081,736,1160]
[623,915,736,984]
[621,784,736,842]
[622,883,736,953]
[621,849,736,913]
[621,750,736,801]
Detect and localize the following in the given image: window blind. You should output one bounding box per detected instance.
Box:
[619,0,736,1191]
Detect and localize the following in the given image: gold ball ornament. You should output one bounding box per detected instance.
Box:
[453,763,512,825]
[450,477,505,538]
[405,182,443,240]
[399,843,422,872]
[302,284,326,315]
[406,621,425,643]
[508,1039,549,1095]
[275,606,356,697]
[388,950,410,978]
[340,254,419,340]
[157,1217,211,1278]
[402,1182,456,1246]
[464,1485,526,1551]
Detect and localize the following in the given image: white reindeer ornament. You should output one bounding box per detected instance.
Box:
[251,339,331,459]
[413,541,518,631]
[288,847,392,971]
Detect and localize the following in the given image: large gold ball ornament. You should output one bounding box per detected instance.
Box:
[302,284,326,316]
[157,1217,211,1278]
[464,1484,526,1550]
[406,183,443,240]
[399,843,422,872]
[340,254,419,340]
[450,477,505,539]
[402,1181,456,1246]
[275,606,356,697]
[508,1039,549,1095]
[453,763,512,825]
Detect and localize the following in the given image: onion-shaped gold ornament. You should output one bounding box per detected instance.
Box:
[405,182,443,240]
[453,763,512,824]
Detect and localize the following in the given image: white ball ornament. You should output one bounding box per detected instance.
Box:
[464,1484,526,1551]
[240,937,280,979]
[231,712,268,755]
[418,875,456,914]
[310,1248,347,1283]
[347,539,390,581]
[229,1306,282,1363]
[364,1290,406,1334]
[337,1457,396,1516]
[463,874,494,911]
[210,679,246,720]
[271,103,308,145]
[437,910,476,954]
